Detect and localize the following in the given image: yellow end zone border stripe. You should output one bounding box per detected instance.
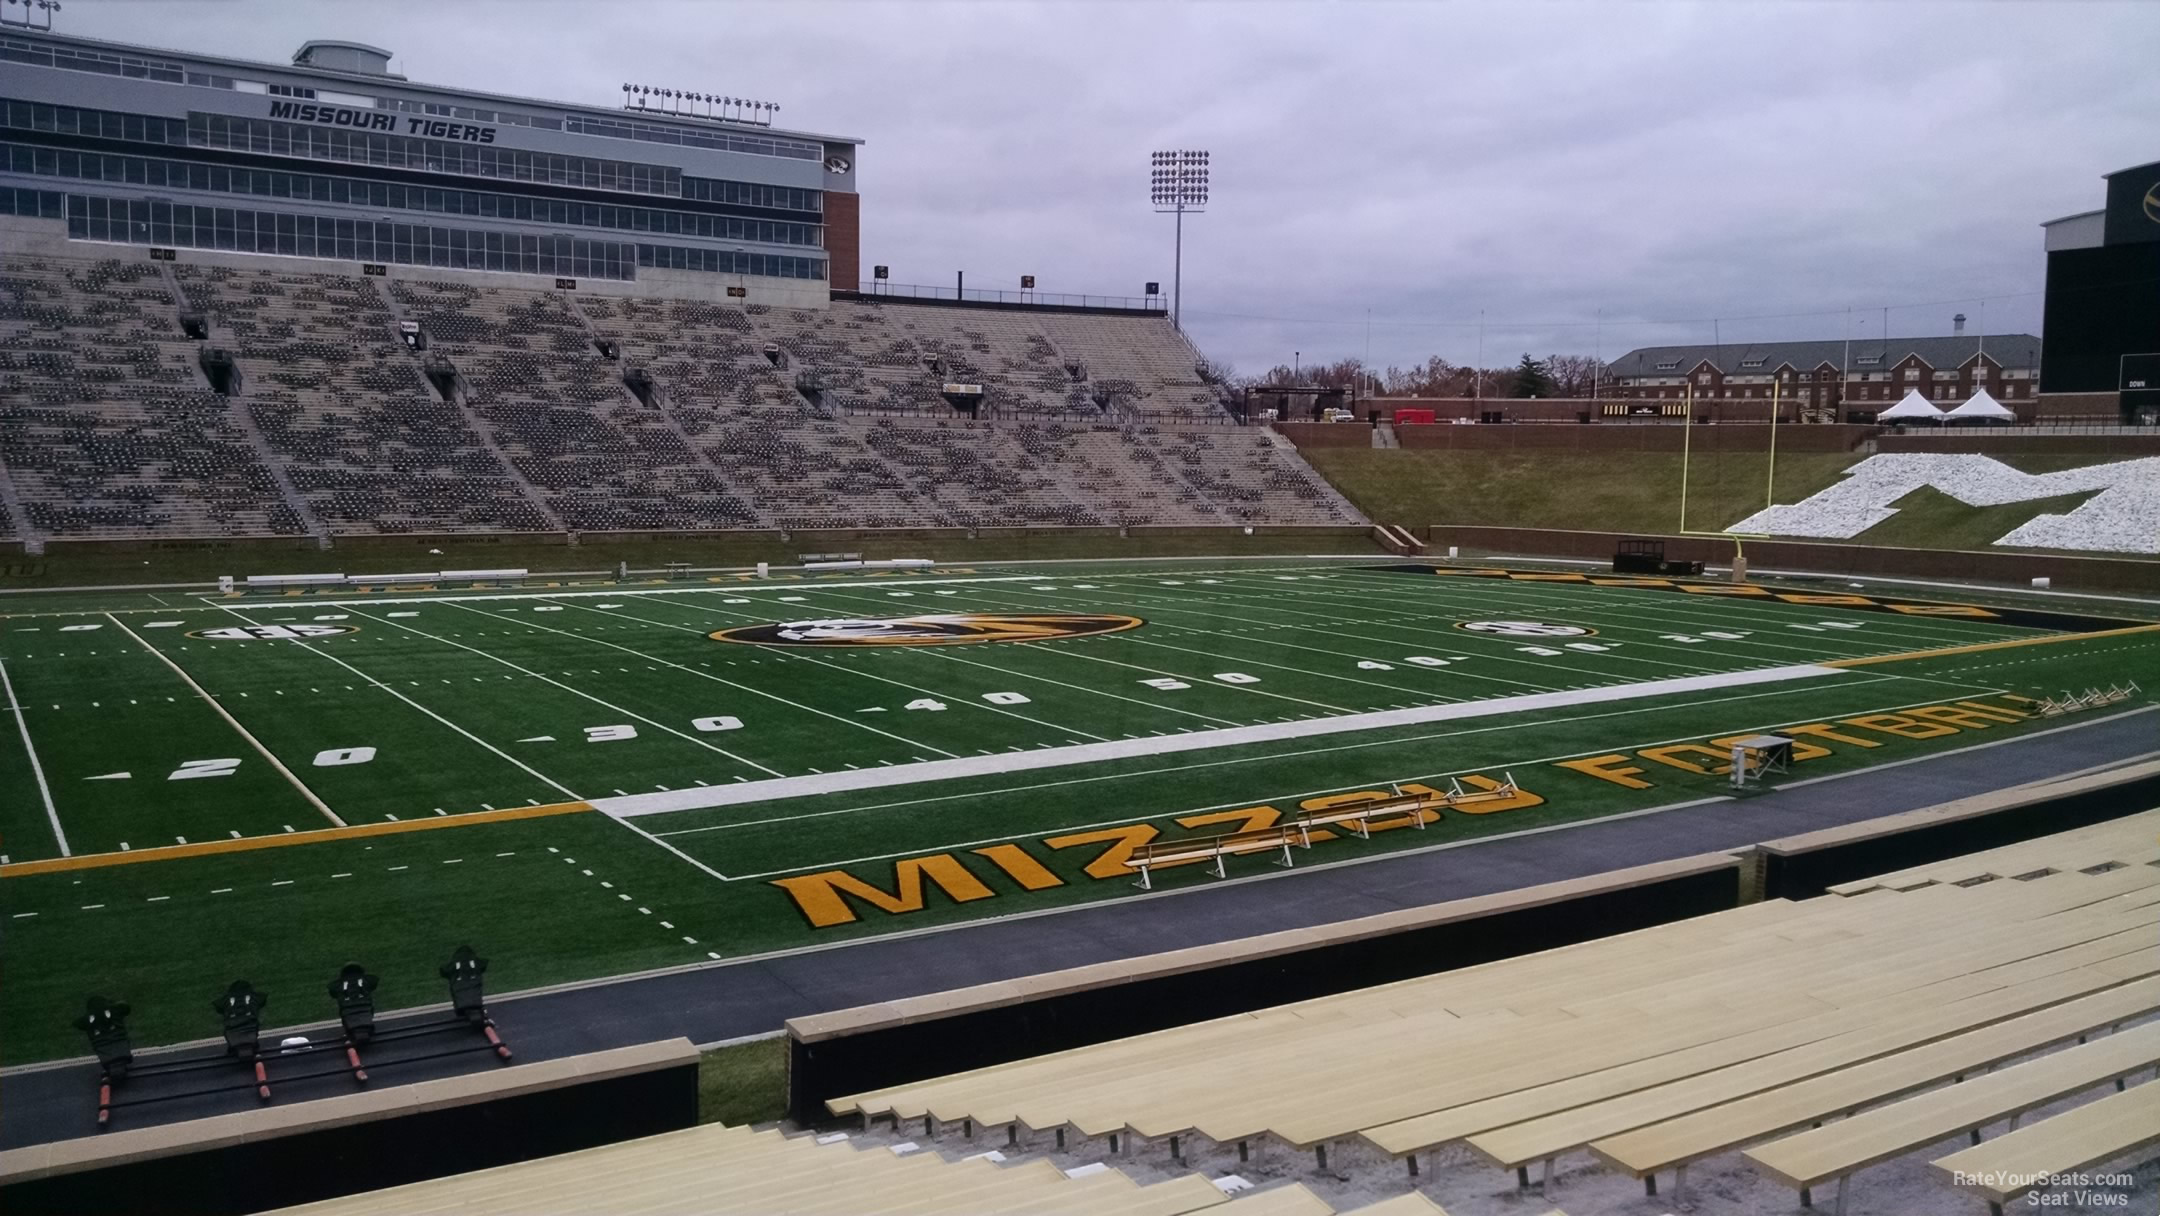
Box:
[0,801,593,878]
[1823,622,2160,668]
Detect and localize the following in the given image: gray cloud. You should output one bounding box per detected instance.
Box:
[64,0,2160,373]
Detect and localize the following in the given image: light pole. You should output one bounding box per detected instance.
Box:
[1150,149,1209,331]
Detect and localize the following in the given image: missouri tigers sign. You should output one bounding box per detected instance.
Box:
[710,613,1143,647]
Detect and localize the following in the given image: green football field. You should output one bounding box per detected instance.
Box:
[3,558,2156,1065]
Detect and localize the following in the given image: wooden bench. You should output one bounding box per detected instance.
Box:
[1930,1081,2160,1215]
[1293,794,1428,841]
[1127,825,1301,889]
[1125,777,1523,888]
[1745,1019,2160,1214]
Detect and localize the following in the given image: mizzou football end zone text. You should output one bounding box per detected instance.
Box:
[766,690,2056,931]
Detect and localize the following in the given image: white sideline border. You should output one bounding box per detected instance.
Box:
[1478,554,2160,611]
[7,703,2150,1082]
[595,664,1850,820]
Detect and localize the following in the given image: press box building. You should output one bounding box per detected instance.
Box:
[0,29,862,305]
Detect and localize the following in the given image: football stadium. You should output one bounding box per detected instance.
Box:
[1,11,2158,1216]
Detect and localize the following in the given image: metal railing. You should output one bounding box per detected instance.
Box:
[1890,422,2158,435]
[850,281,1166,313]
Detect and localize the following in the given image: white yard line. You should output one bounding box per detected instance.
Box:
[1071,574,1687,684]
[206,572,1103,611]
[1200,577,1738,674]
[16,686,2137,1078]
[597,663,1849,819]
[110,612,346,829]
[1471,555,2160,612]
[206,605,581,802]
[1342,575,1960,655]
[608,813,732,883]
[951,582,1562,695]
[434,601,960,758]
[804,582,1483,704]
[654,675,1912,841]
[746,584,1374,715]
[1341,571,2038,651]
[345,607,789,776]
[0,658,67,856]
[551,597,1114,743]
[689,681,2015,879]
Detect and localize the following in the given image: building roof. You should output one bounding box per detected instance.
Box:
[1608,333,2041,379]
[294,39,395,58]
[9,28,864,146]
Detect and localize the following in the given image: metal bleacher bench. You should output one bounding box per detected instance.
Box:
[1123,779,1520,890]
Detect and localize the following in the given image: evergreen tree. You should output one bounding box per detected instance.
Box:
[1510,352,1556,398]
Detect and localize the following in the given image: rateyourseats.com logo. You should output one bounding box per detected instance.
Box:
[709,613,1145,646]
[1952,1170,2132,1207]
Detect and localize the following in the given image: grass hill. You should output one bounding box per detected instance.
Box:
[1300,447,2156,559]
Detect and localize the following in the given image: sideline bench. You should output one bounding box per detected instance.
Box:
[1128,826,1302,888]
[1930,1080,2160,1215]
[1125,778,1522,889]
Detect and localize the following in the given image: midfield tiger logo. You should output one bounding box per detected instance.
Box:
[188,624,359,641]
[710,613,1145,647]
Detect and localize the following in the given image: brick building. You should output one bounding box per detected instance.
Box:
[1604,334,2041,422]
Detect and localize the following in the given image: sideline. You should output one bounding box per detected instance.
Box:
[596,664,1847,819]
[12,706,2148,1081]
[0,801,591,878]
[1476,554,2160,613]
[1823,622,2160,667]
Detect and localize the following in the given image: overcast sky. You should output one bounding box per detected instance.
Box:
[62,0,2160,374]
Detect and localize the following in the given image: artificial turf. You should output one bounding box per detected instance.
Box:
[3,559,2155,1065]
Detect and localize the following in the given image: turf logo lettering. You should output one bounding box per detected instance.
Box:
[710,613,1143,647]
[187,624,359,641]
[1456,621,1595,638]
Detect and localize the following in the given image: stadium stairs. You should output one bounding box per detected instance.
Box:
[149,260,328,545]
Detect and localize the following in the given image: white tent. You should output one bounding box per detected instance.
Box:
[1877,389,1946,422]
[1944,388,2016,423]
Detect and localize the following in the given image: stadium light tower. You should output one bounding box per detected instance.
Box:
[1,0,64,31]
[1150,149,1209,330]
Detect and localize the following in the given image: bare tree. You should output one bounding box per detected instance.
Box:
[1545,354,1609,397]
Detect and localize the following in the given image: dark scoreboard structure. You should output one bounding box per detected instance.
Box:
[2040,158,2160,423]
